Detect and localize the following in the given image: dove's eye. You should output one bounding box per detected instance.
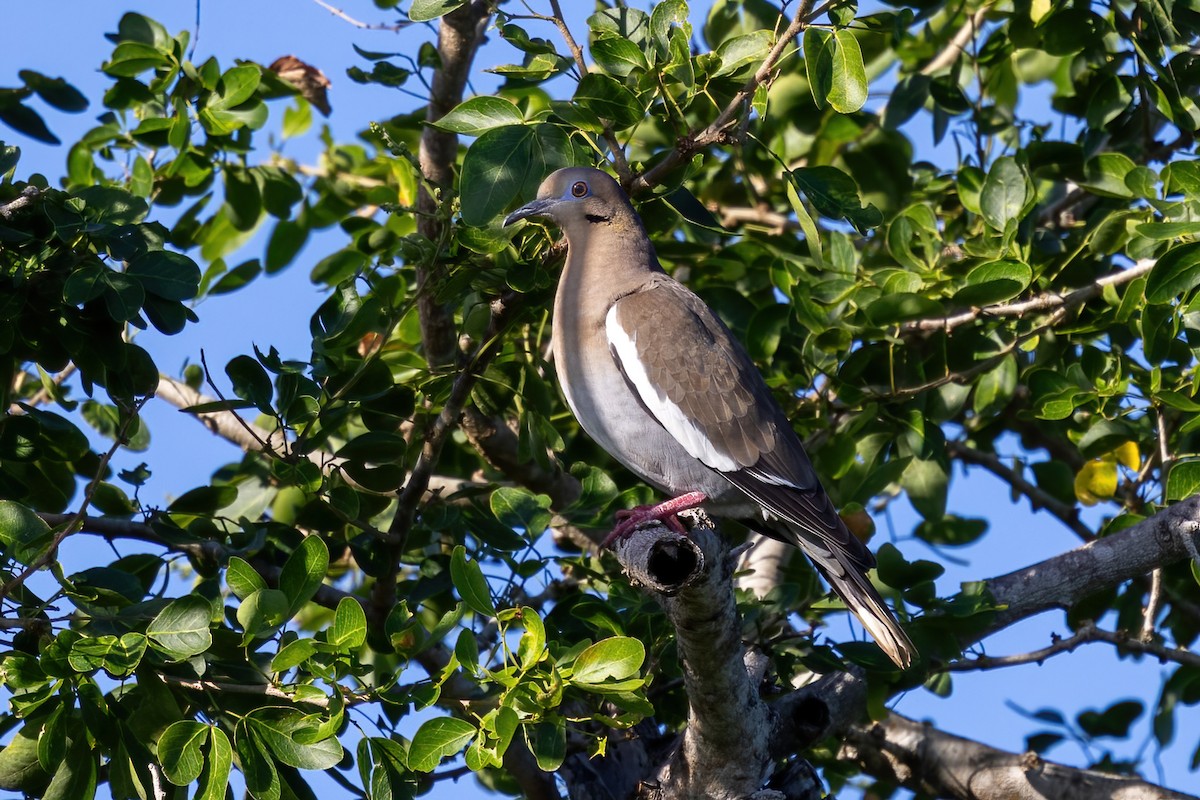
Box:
[571,181,588,198]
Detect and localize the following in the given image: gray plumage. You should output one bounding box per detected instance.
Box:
[504,167,915,668]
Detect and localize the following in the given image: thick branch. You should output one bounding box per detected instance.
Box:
[841,712,1198,800]
[981,495,1200,638]
[609,514,777,799]
[769,496,1200,758]
[919,4,992,76]
[417,1,490,369]
[459,408,581,509]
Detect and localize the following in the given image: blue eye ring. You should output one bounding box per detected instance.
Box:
[570,180,588,198]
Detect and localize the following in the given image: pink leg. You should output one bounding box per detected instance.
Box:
[601,491,708,548]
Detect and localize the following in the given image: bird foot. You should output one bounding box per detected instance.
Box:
[601,491,708,548]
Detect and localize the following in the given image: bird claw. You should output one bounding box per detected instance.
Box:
[602,491,708,548]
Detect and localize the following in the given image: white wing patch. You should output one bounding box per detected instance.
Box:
[606,304,739,472]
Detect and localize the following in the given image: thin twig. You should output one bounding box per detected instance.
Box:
[545,0,632,183]
[899,259,1154,336]
[309,0,410,31]
[943,620,1200,671]
[873,305,1068,401]
[947,441,1093,541]
[160,674,372,707]
[633,0,816,194]
[1144,408,1172,639]
[0,396,150,601]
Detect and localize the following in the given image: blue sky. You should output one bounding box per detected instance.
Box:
[2,2,1195,798]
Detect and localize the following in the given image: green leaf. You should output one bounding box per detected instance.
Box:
[102,272,146,322]
[310,249,366,285]
[459,124,574,226]
[330,596,367,649]
[212,65,261,110]
[1135,222,1200,241]
[1145,243,1200,304]
[571,636,645,684]
[0,722,51,794]
[1163,160,1200,198]
[591,37,650,77]
[102,41,169,78]
[225,354,273,411]
[1077,419,1136,459]
[0,499,54,565]
[1082,153,1137,199]
[237,588,289,640]
[223,165,263,230]
[864,293,943,325]
[279,535,329,616]
[126,250,201,301]
[409,0,467,22]
[336,431,407,464]
[1167,461,1200,502]
[450,544,496,617]
[236,727,280,800]
[195,728,232,800]
[1029,369,1082,420]
[19,71,87,112]
[431,96,523,135]
[271,638,319,672]
[524,719,566,771]
[884,74,931,129]
[43,734,96,800]
[158,721,208,786]
[248,709,343,770]
[980,157,1030,231]
[489,486,553,539]
[408,717,476,772]
[116,12,171,49]
[713,30,773,77]
[168,485,238,514]
[790,165,881,234]
[67,632,145,676]
[973,354,1018,416]
[804,27,833,110]
[518,606,546,670]
[953,260,1033,306]
[1077,700,1143,739]
[147,595,213,659]
[827,30,867,113]
[573,73,642,129]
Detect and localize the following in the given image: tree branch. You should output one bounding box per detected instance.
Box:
[606,513,782,798]
[633,0,815,195]
[841,711,1199,800]
[981,495,1200,639]
[943,619,1200,672]
[899,259,1154,336]
[946,440,1093,541]
[919,4,993,76]
[416,0,491,370]
[544,0,632,183]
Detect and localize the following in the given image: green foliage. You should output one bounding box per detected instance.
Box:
[2,1,1200,797]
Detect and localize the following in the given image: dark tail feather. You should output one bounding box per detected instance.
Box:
[821,558,915,668]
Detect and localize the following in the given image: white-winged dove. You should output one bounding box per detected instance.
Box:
[504,167,915,669]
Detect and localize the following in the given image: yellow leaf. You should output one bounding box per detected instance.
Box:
[1113,441,1141,471]
[1075,458,1117,506]
[1031,0,1052,24]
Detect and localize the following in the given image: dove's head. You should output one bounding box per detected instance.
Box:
[503,167,637,233]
